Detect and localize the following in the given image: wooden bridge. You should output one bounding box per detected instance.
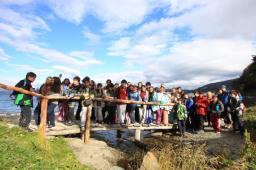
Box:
[0,83,175,143]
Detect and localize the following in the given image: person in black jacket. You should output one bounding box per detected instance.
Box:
[229,90,244,133]
[12,72,37,130]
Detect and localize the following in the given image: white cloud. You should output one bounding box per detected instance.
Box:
[143,39,255,88]
[1,0,34,5]
[107,37,131,56]
[93,71,147,84]
[0,48,10,61]
[0,7,103,67]
[83,27,101,43]
[45,0,171,32]
[7,63,52,74]
[52,65,80,75]
[46,0,89,24]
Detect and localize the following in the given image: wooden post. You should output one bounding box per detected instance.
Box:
[39,98,48,137]
[83,106,91,143]
[135,129,141,141]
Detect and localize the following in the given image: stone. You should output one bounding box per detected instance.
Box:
[140,152,160,170]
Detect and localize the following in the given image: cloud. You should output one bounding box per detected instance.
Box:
[93,71,147,84]
[0,7,103,67]
[106,0,256,88]
[83,27,101,43]
[52,65,80,75]
[0,49,10,61]
[1,0,34,5]
[45,0,170,32]
[46,0,89,24]
[7,63,52,73]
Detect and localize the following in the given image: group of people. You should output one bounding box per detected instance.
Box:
[12,72,245,136]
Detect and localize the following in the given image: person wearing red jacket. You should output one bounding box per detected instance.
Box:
[194,91,208,133]
[116,79,128,124]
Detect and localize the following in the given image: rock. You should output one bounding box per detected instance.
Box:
[140,152,160,170]
[109,166,124,170]
[66,138,123,170]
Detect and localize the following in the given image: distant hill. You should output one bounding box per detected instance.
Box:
[196,56,256,94]
[197,79,237,92]
[237,56,256,93]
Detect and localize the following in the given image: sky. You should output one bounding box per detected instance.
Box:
[0,0,256,89]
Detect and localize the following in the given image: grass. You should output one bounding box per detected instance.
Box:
[242,106,256,169]
[126,106,256,170]
[0,121,90,170]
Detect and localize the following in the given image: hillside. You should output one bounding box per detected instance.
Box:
[197,56,256,94]
[197,79,237,92]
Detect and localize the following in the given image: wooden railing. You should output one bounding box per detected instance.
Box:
[0,83,175,143]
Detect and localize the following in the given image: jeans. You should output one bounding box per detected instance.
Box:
[19,105,32,128]
[68,101,79,122]
[178,120,186,135]
[130,106,136,124]
[195,114,204,131]
[106,105,116,124]
[139,105,147,123]
[223,106,232,125]
[144,107,154,124]
[34,103,41,125]
[80,105,92,128]
[47,103,58,126]
[231,111,243,132]
[94,106,103,122]
[117,104,126,124]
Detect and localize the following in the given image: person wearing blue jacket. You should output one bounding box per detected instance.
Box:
[127,85,141,125]
[184,94,194,130]
[218,85,232,129]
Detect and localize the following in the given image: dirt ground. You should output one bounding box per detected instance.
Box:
[0,116,245,169]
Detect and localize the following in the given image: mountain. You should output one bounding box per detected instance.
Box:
[196,79,237,92]
[196,56,256,94]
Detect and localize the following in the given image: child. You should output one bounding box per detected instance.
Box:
[13,72,37,130]
[47,77,61,128]
[139,85,148,124]
[147,86,157,125]
[156,85,170,125]
[127,85,141,125]
[80,76,94,130]
[116,79,128,125]
[67,76,81,126]
[94,83,105,123]
[58,78,70,122]
[105,83,117,124]
[176,99,187,137]
[229,91,244,134]
[209,95,224,133]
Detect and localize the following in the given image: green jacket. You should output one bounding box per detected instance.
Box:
[176,104,187,120]
[14,79,33,107]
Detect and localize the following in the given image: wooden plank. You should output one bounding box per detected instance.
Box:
[0,83,42,97]
[46,95,175,106]
[47,128,81,136]
[46,123,174,136]
[39,98,48,137]
[84,108,91,143]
